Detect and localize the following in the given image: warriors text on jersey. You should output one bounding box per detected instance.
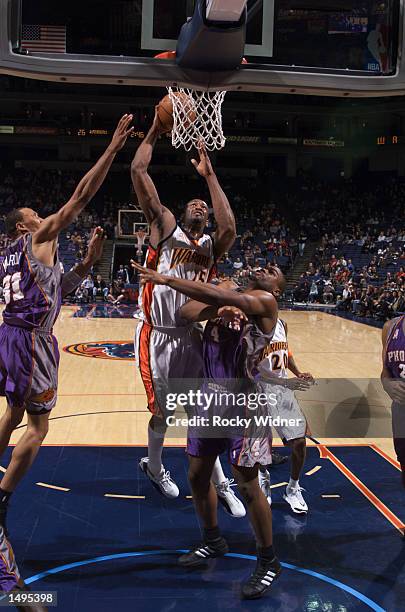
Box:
[257,318,289,379]
[138,225,215,328]
[385,316,405,380]
[0,234,62,331]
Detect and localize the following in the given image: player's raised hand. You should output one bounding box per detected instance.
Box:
[218,306,247,330]
[86,227,105,263]
[130,259,168,286]
[109,114,134,152]
[152,105,166,134]
[191,140,214,178]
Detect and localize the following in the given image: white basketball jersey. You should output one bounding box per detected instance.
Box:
[257,318,289,379]
[138,225,215,328]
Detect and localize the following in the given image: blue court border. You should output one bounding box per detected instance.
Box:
[25,549,385,612]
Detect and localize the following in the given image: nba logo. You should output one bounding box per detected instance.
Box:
[393,330,399,340]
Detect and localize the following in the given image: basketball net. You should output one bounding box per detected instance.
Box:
[167,86,226,152]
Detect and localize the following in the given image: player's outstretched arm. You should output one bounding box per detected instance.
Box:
[179,281,245,323]
[178,300,220,323]
[33,115,134,245]
[191,142,236,258]
[131,259,276,317]
[61,227,105,298]
[131,108,176,246]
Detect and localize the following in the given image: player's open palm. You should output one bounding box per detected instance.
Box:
[109,114,134,152]
[191,141,213,177]
[87,227,105,263]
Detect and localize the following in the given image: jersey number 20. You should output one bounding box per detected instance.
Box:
[2,273,24,305]
[271,352,288,371]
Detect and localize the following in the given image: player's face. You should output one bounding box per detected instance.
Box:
[17,208,43,234]
[253,266,286,299]
[184,200,209,227]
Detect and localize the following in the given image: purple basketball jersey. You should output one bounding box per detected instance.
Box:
[203,319,244,381]
[0,234,62,331]
[385,316,405,380]
[203,317,275,383]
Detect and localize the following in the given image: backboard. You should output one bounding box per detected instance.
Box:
[0,0,404,96]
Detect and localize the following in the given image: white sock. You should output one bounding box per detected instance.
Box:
[211,457,227,486]
[288,477,299,490]
[147,424,164,477]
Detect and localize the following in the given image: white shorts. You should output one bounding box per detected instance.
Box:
[134,321,204,418]
[260,382,307,442]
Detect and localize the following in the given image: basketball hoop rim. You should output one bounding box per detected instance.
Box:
[154,50,249,65]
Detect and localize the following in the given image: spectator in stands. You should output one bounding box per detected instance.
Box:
[298,231,307,257]
[396,266,405,282]
[323,282,335,304]
[116,265,129,284]
[233,257,243,271]
[93,274,108,301]
[108,279,126,305]
[336,283,353,311]
[308,280,319,303]
[393,290,404,313]
[81,274,94,303]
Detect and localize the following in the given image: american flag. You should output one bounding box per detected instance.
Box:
[21,25,66,53]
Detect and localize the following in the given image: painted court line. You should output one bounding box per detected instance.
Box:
[104,494,145,500]
[36,483,70,492]
[318,445,405,535]
[370,444,401,471]
[305,465,322,476]
[25,550,385,612]
[270,481,288,489]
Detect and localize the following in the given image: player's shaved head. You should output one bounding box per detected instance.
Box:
[182,199,209,234]
[250,266,286,299]
[5,208,25,239]
[5,208,42,238]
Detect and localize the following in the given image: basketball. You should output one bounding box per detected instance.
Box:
[157,92,196,132]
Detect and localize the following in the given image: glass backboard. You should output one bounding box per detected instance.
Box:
[19,0,397,74]
[0,0,404,96]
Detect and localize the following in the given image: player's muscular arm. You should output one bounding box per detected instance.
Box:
[131,109,176,246]
[191,143,236,258]
[178,301,220,323]
[33,115,133,249]
[169,282,275,317]
[179,280,241,323]
[136,263,275,315]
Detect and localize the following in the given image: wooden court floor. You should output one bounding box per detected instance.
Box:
[0,307,396,458]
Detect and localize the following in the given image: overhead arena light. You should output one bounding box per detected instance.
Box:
[206,0,248,22]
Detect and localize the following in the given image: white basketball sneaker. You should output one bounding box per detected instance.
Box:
[139,457,179,499]
[283,485,308,513]
[258,469,272,506]
[215,479,246,518]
